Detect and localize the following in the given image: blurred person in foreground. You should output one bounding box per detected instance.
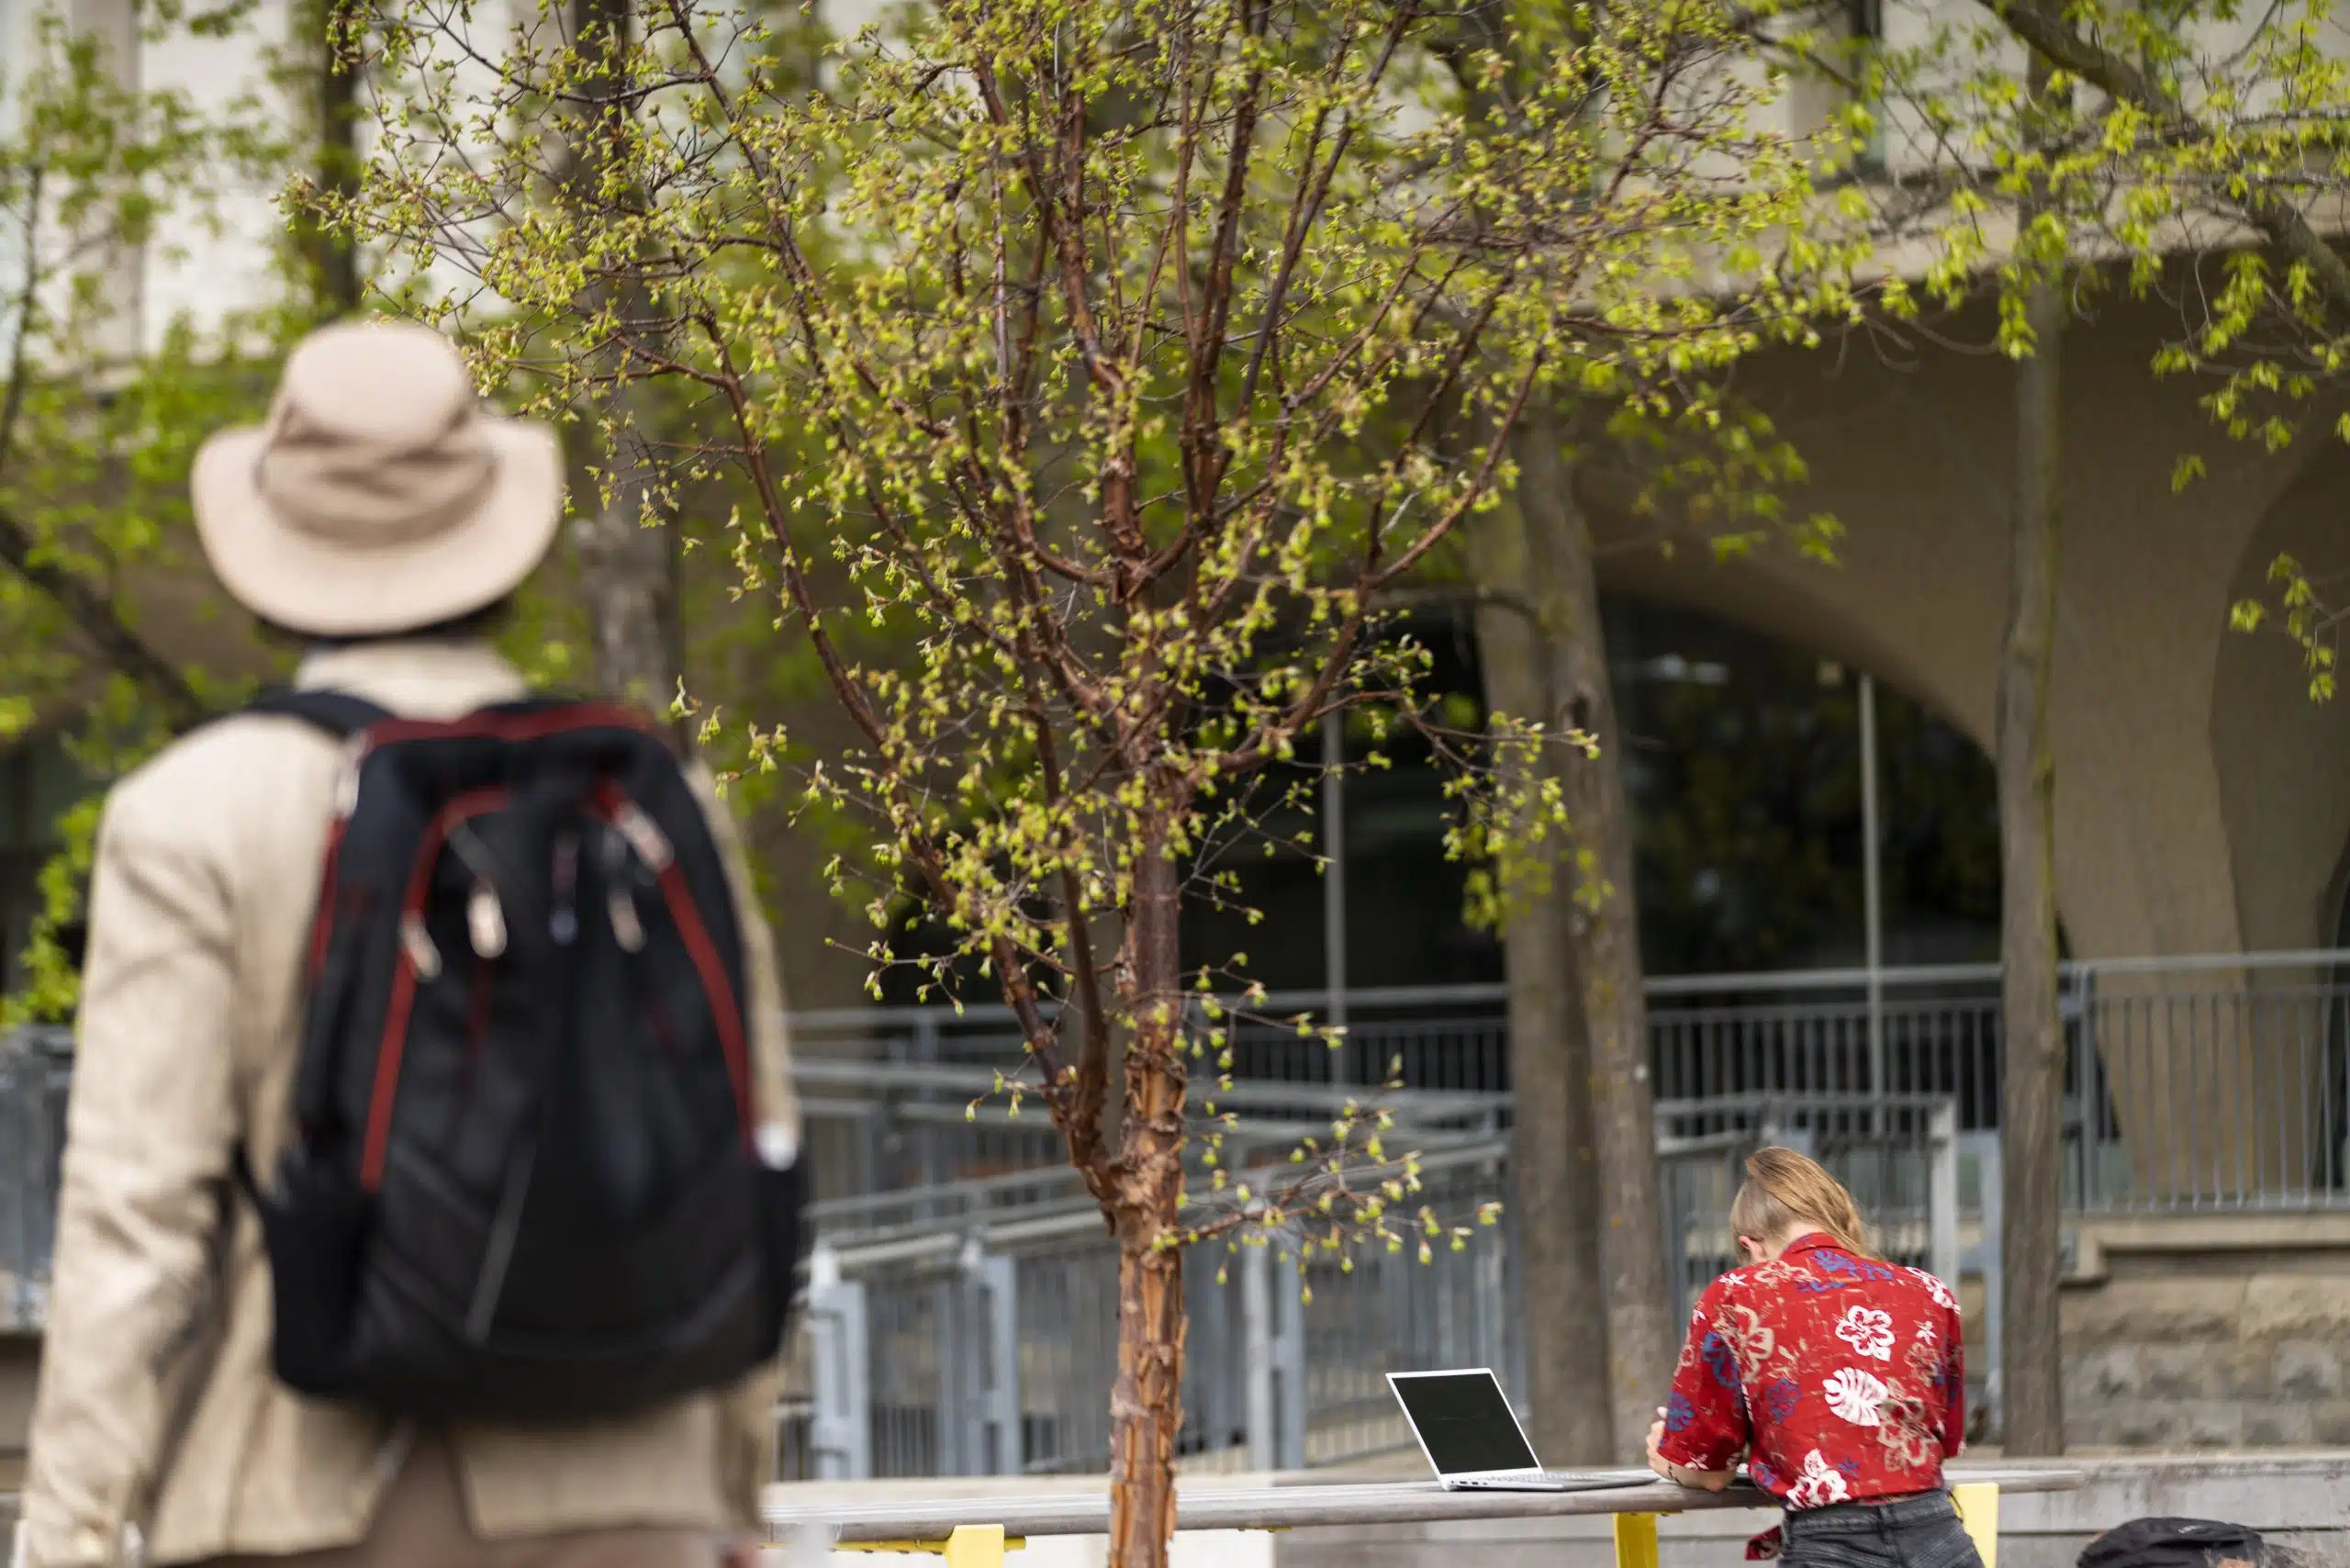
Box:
[17,320,800,1568]
[1647,1148,1974,1568]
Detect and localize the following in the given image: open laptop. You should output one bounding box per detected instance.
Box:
[1387,1368,1651,1493]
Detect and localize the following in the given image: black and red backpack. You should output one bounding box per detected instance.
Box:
[239,689,803,1423]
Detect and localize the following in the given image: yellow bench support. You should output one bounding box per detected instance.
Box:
[1952,1482,2001,1568]
[1616,1511,1663,1568]
[840,1525,1021,1565]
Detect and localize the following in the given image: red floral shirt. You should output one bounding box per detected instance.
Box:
[1655,1235,1965,1556]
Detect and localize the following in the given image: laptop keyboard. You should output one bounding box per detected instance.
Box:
[1454,1471,1630,1490]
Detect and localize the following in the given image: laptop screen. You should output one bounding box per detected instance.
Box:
[1391,1371,1540,1475]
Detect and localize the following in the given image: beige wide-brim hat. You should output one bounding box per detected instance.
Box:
[193,319,562,639]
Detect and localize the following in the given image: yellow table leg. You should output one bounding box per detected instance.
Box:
[1952,1482,2000,1568]
[1616,1512,1663,1568]
[944,1525,1009,1568]
[838,1528,1018,1563]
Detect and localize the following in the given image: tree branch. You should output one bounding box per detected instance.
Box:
[1977,0,2350,314]
[0,166,207,734]
[0,509,207,732]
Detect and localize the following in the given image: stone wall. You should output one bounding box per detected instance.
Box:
[2060,1215,2350,1450]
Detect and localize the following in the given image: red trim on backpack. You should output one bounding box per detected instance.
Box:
[306,820,351,984]
[361,786,510,1191]
[357,703,663,753]
[655,857,755,1149]
[586,783,755,1148]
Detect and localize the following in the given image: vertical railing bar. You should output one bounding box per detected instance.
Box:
[2154,994,2173,1211]
[2232,983,2249,1208]
[2096,969,2115,1213]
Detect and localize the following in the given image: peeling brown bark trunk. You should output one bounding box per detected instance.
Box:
[1107,1240,1184,1564]
[1515,408,1673,1459]
[1468,488,1613,1466]
[1107,834,1186,1567]
[1999,226,2067,1460]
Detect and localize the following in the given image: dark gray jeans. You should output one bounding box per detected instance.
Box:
[1781,1492,1986,1568]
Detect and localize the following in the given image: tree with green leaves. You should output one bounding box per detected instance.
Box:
[337,0,1874,1552]
[0,0,729,1023]
[1919,0,2350,1452]
[1734,0,2350,1450]
[0,1,303,1019]
[1810,0,2350,702]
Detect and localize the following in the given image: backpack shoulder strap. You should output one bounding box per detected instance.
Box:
[476,691,682,753]
[242,687,395,739]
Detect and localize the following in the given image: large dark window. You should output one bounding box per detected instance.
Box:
[870,596,2001,1008]
[1180,596,2001,996]
[1,738,90,994]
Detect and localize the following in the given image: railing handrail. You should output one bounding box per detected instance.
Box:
[784,947,2350,1035]
[788,1057,1508,1120]
[6,948,2344,1057]
[804,1095,1959,1258]
[811,1134,1519,1266]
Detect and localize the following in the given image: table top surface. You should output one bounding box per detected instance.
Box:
[763,1464,2087,1540]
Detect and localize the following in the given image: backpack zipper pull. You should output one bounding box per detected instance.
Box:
[400,912,442,980]
[468,882,507,959]
[610,801,673,872]
[608,887,644,953]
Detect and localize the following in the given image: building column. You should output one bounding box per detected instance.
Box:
[67,0,146,364]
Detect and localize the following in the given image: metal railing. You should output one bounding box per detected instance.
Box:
[793,950,2350,1215]
[0,1025,68,1332]
[780,1095,1964,1482]
[2,946,2341,1480]
[789,1142,1514,1482]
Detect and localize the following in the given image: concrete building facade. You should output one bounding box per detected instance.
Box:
[1593,300,2350,970]
[5,0,2344,984]
[3,0,2349,1484]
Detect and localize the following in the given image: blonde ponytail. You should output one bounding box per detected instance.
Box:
[1729,1146,1872,1258]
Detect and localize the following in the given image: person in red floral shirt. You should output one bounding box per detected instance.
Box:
[1645,1148,1978,1568]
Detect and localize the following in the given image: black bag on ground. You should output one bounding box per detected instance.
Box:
[2079,1519,2268,1568]
[241,689,804,1423]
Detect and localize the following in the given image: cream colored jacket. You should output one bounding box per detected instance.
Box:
[18,639,797,1568]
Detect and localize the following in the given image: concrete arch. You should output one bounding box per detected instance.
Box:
[2196,442,2350,1196]
[1571,297,2350,1202]
[2209,436,2350,957]
[1581,294,2329,967]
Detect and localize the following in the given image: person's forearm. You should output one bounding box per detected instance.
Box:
[1656,1456,1739,1491]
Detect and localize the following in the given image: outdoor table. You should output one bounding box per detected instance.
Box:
[765,1462,2087,1568]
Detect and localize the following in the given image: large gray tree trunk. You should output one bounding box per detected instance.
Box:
[1427,9,1646,1450]
[568,0,683,708]
[574,426,682,704]
[1998,49,2068,1458]
[1998,265,2067,1456]
[1468,483,1614,1467]
[1515,408,1674,1458]
[304,0,362,317]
